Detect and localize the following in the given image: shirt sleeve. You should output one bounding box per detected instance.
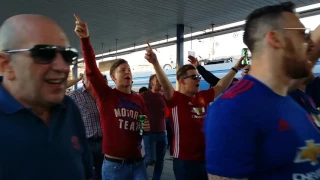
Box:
[204,99,257,178]
[197,65,220,86]
[81,37,111,101]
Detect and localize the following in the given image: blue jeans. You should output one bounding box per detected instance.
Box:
[143,132,168,180]
[173,158,207,180]
[101,158,148,180]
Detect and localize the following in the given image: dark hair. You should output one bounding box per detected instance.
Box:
[176,64,196,80]
[110,59,128,76]
[149,74,156,84]
[243,2,295,52]
[139,86,149,94]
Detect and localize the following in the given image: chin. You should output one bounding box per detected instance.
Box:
[193,89,199,94]
[46,94,65,105]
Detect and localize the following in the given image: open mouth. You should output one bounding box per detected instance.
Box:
[196,84,199,87]
[45,79,65,84]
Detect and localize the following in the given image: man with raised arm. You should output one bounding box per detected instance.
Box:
[74,14,150,180]
[205,2,320,180]
[144,42,243,180]
[141,74,167,180]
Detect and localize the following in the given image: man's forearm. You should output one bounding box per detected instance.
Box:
[152,61,174,100]
[66,78,81,88]
[197,65,220,86]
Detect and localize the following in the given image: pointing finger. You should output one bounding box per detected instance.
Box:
[73,14,82,22]
[146,41,152,50]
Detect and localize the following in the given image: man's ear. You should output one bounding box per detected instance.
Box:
[178,78,184,85]
[0,53,15,80]
[266,31,283,49]
[110,73,116,82]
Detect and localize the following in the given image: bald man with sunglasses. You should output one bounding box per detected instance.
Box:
[0,14,93,180]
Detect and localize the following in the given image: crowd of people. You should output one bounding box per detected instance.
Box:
[0,1,320,180]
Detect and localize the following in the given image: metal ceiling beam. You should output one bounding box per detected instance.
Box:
[77,7,320,63]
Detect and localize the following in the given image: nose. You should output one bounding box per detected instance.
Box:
[126,70,132,75]
[51,52,70,73]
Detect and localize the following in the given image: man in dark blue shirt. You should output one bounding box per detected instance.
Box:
[0,14,92,180]
[205,2,320,179]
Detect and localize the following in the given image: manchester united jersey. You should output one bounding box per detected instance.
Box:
[166,88,215,161]
[205,75,320,180]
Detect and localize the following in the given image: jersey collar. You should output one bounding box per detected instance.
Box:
[0,76,25,114]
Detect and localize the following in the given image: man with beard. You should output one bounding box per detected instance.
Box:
[0,14,92,179]
[205,2,320,180]
[74,14,150,180]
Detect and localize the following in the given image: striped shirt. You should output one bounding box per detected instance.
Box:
[69,87,102,138]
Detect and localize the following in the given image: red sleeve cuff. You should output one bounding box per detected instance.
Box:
[80,37,91,50]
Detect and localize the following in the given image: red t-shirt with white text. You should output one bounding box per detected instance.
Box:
[81,37,146,159]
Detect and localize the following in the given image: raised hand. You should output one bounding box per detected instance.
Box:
[78,73,83,80]
[144,41,158,64]
[73,14,89,38]
[233,56,245,70]
[188,55,199,67]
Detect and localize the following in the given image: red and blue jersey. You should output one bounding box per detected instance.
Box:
[205,75,320,180]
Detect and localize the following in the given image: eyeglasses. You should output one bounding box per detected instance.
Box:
[282,28,311,42]
[2,44,79,65]
[183,74,201,80]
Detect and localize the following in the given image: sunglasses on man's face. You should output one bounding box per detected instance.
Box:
[183,74,201,80]
[282,28,311,42]
[2,44,79,65]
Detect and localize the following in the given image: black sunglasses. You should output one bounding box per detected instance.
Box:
[183,74,201,80]
[2,44,79,65]
[282,28,311,42]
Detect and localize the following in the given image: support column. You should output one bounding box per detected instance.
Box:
[176,24,184,90]
[72,63,78,90]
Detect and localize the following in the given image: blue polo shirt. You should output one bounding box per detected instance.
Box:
[205,75,320,179]
[0,78,93,180]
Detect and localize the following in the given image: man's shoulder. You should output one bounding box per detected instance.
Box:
[131,92,145,101]
[63,95,80,109]
[68,88,83,95]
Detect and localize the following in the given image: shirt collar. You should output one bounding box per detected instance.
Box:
[0,76,66,114]
[0,77,25,114]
